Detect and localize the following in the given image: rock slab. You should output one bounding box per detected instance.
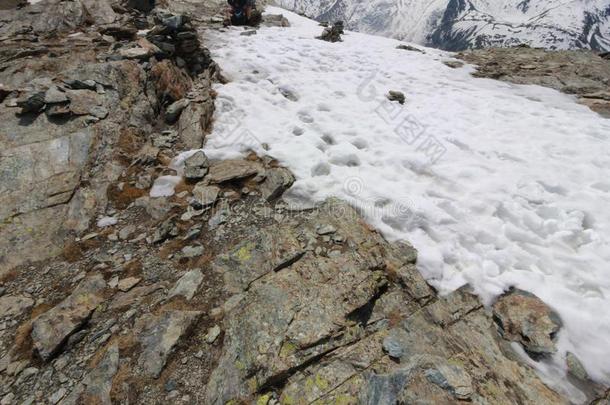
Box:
[31,275,106,361]
[136,310,201,378]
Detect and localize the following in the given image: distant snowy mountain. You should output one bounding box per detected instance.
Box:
[274,0,610,51]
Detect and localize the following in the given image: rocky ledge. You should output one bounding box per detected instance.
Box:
[457,46,610,118]
[0,1,609,404]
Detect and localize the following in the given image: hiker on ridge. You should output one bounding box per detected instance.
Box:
[227,0,257,26]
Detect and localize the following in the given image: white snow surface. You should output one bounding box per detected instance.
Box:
[162,8,610,389]
[96,216,118,228]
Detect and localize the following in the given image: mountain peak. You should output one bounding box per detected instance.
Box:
[276,0,610,51]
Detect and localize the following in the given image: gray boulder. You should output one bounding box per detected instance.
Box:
[259,167,295,201]
[135,310,202,378]
[206,160,262,184]
[493,288,562,359]
[178,100,213,149]
[184,151,209,180]
[191,184,220,207]
[165,98,190,123]
[168,269,204,301]
[31,275,106,361]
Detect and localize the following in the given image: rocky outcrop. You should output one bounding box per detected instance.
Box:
[0,46,155,272]
[0,0,117,38]
[204,200,567,404]
[0,0,215,275]
[458,47,610,117]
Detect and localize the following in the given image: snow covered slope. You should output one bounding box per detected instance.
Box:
[173,8,610,394]
[275,0,610,51]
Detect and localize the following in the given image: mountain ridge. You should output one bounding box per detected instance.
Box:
[274,0,610,51]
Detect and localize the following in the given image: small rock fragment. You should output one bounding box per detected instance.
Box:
[208,207,229,230]
[6,360,28,376]
[181,245,204,258]
[206,160,261,184]
[159,13,186,31]
[165,98,190,123]
[100,24,137,40]
[184,151,209,180]
[48,387,67,404]
[0,353,9,373]
[44,86,68,104]
[17,92,45,114]
[118,277,141,292]
[119,225,136,240]
[387,90,405,105]
[168,269,204,301]
[566,352,588,380]
[151,216,177,244]
[62,79,97,90]
[66,89,104,116]
[205,325,221,344]
[97,216,117,228]
[191,184,220,207]
[317,21,344,42]
[1,393,15,405]
[396,44,424,53]
[46,104,71,117]
[152,131,178,149]
[108,276,119,289]
[443,60,464,69]
[316,225,337,235]
[60,343,119,404]
[382,335,405,359]
[425,362,473,400]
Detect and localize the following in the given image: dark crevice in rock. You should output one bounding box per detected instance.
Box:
[33,311,95,363]
[307,356,383,405]
[273,251,306,273]
[244,250,305,292]
[347,281,389,328]
[257,343,346,394]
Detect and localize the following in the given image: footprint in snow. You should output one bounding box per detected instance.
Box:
[298,111,315,124]
[321,133,336,145]
[317,103,332,112]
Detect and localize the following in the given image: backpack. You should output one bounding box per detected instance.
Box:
[231,7,248,25]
